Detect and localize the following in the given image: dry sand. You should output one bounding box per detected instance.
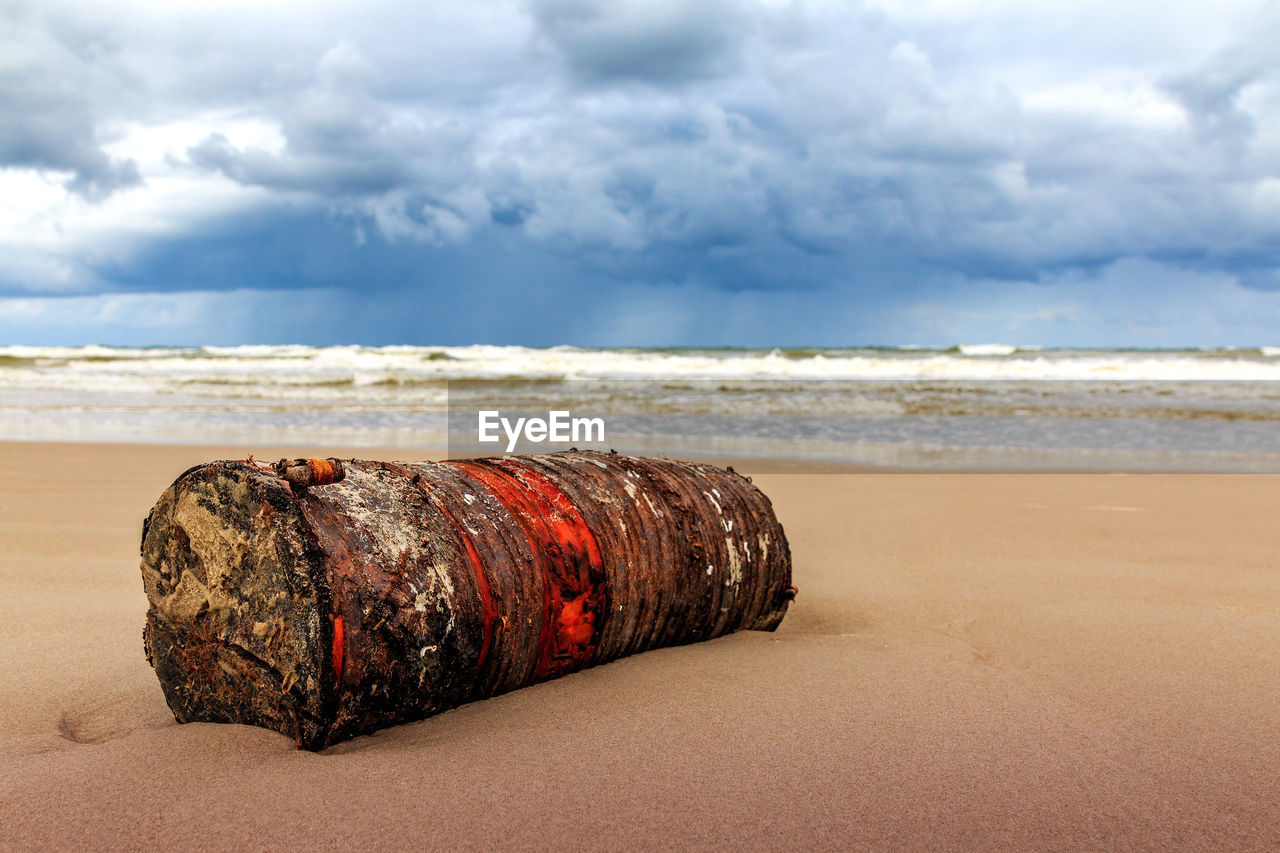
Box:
[1,441,1278,850]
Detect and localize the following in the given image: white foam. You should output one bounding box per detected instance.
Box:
[4,346,1280,401]
[958,344,1018,356]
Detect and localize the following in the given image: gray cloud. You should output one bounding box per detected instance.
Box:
[0,4,140,199]
[3,0,1280,344]
[187,42,471,200]
[152,2,1279,289]
[1160,8,1280,156]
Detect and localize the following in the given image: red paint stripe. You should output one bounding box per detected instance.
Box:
[447,459,605,679]
[492,459,604,570]
[449,464,559,676]
[331,613,344,688]
[488,459,604,669]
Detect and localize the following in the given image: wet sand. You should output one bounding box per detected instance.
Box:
[1,441,1277,850]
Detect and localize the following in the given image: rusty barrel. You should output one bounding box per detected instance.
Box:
[140,451,793,749]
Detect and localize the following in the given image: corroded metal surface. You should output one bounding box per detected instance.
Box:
[141,451,793,749]
[274,457,346,490]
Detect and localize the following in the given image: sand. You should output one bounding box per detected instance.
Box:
[1,441,1278,850]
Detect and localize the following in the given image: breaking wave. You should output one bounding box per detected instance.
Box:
[5,344,1280,394]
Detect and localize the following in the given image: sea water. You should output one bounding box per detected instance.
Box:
[3,344,1280,470]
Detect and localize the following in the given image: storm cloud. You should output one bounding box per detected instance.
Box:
[1,0,1278,345]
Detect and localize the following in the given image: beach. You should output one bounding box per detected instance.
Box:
[1,440,1277,849]
[10,0,1280,845]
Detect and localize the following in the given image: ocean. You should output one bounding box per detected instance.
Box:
[3,344,1280,471]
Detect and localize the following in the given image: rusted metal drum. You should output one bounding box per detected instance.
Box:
[140,451,794,749]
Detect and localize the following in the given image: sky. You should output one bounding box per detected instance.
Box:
[1,0,1278,347]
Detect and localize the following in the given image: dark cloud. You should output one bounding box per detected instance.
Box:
[155,2,1279,297]
[529,0,751,85]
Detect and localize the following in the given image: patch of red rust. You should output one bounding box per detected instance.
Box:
[306,457,336,485]
[447,459,605,679]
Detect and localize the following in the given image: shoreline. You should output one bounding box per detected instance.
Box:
[6,439,1280,476]
[2,440,1278,848]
